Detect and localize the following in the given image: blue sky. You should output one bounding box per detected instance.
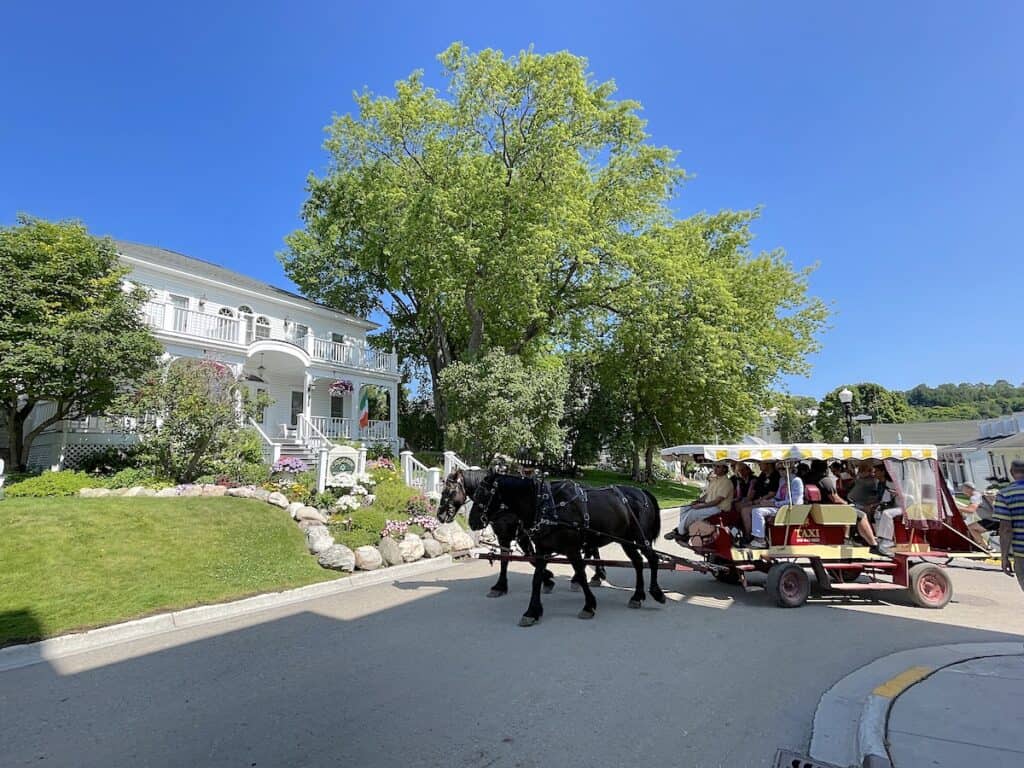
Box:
[3,1,1021,399]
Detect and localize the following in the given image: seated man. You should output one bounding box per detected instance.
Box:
[748,465,804,549]
[957,481,990,548]
[871,464,903,552]
[819,468,891,556]
[740,460,780,540]
[665,462,734,541]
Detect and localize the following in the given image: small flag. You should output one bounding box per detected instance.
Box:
[358,387,370,429]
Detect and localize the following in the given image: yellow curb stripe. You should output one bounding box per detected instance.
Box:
[872,666,933,698]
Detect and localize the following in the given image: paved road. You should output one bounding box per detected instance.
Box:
[3,513,1023,767]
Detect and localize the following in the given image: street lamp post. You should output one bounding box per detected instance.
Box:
[838,387,854,443]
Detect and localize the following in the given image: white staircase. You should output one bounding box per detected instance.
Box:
[274,439,317,468]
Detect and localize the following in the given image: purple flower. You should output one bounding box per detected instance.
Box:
[272,457,308,473]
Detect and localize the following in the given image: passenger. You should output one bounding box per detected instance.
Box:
[732,461,755,506]
[846,460,883,511]
[819,466,891,556]
[829,460,853,499]
[665,462,734,541]
[748,463,805,549]
[957,481,989,548]
[740,461,780,539]
[871,464,903,552]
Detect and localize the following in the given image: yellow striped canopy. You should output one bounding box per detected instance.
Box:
[660,443,938,463]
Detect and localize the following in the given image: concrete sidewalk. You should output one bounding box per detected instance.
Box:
[887,653,1024,767]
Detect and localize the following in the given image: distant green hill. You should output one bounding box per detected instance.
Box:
[903,381,1024,421]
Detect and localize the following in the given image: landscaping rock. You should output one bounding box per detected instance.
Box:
[109,487,130,497]
[226,486,254,498]
[377,536,403,566]
[180,485,203,497]
[79,487,111,498]
[304,525,335,555]
[123,486,148,497]
[354,546,383,571]
[287,501,305,518]
[202,484,228,497]
[398,533,426,562]
[155,487,179,497]
[433,522,475,553]
[253,488,271,502]
[140,488,158,497]
[317,544,356,572]
[296,506,328,525]
[267,492,289,508]
[422,538,444,558]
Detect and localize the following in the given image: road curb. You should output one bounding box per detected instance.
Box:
[0,555,459,673]
[810,641,1024,768]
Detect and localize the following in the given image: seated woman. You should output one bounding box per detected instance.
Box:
[819,467,891,556]
[740,460,780,541]
[871,464,903,552]
[748,464,804,549]
[665,462,734,541]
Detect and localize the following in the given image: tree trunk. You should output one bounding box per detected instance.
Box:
[630,445,641,482]
[643,442,655,484]
[5,401,37,472]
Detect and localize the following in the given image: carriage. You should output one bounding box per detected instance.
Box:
[659,442,991,608]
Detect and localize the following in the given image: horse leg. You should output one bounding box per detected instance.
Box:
[586,543,606,586]
[622,544,647,608]
[569,549,597,619]
[521,534,555,593]
[519,556,547,627]
[488,532,512,598]
[644,546,666,603]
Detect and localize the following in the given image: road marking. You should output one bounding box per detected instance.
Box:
[872,666,932,698]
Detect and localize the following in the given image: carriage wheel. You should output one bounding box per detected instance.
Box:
[766,563,809,608]
[909,563,953,609]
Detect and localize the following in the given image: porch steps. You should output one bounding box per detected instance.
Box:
[274,440,317,469]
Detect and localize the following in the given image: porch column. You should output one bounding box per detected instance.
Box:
[303,372,313,422]
[389,381,398,440]
[349,378,364,442]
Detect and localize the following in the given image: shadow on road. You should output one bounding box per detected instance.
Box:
[1,561,1021,768]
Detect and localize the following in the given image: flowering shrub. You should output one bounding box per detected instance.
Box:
[333,495,361,513]
[272,457,308,474]
[381,519,410,538]
[408,514,439,532]
[369,457,395,472]
[406,493,434,517]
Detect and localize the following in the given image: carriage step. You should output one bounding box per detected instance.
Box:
[828,582,905,591]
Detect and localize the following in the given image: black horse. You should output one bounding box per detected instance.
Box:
[469,473,665,626]
[438,469,559,597]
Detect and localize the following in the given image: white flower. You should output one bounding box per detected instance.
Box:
[333,495,361,512]
[350,484,369,496]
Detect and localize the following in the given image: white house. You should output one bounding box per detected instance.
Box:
[6,240,403,472]
[935,413,1024,487]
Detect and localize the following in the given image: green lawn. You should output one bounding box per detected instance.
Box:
[0,497,336,646]
[557,469,700,508]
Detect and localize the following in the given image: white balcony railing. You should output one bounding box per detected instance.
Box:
[360,420,392,442]
[141,301,398,374]
[310,416,352,440]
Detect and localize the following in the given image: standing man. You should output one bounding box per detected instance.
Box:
[994,459,1024,591]
[665,462,734,541]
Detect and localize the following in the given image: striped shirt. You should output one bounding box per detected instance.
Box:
[994,479,1024,557]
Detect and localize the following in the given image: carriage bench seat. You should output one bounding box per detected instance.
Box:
[809,503,858,526]
[772,504,811,526]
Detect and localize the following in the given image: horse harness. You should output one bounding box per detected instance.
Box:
[532,479,589,536]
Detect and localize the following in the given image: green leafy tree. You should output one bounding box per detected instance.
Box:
[115,359,271,483]
[817,383,914,442]
[439,349,568,465]
[0,216,161,470]
[774,394,819,443]
[583,212,827,480]
[281,44,683,427]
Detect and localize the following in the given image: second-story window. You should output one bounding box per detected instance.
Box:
[255,315,271,340]
[238,305,254,343]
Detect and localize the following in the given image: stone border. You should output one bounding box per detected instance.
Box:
[0,555,459,674]
[810,641,1024,768]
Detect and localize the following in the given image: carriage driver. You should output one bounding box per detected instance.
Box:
[665,462,734,541]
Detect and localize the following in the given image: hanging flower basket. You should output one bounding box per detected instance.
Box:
[329,379,354,397]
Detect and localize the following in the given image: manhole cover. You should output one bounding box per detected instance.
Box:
[773,749,842,768]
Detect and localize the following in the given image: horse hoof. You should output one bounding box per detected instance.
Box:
[542,582,555,594]
[487,589,507,598]
[570,581,582,593]
[518,616,539,627]
[577,609,595,620]
[589,576,603,587]
[628,599,643,609]
[650,589,667,604]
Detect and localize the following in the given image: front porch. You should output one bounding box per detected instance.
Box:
[241,346,399,455]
